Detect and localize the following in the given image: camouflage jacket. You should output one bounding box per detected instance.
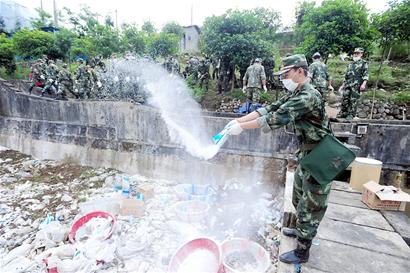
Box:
[243,63,266,89]
[46,64,59,80]
[76,65,88,82]
[57,68,73,85]
[256,82,330,144]
[31,62,43,79]
[198,62,210,78]
[344,59,369,88]
[308,61,330,89]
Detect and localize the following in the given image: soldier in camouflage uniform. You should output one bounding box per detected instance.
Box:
[42,60,59,96]
[28,59,46,93]
[188,56,200,84]
[338,47,369,119]
[242,58,267,111]
[225,54,331,264]
[75,59,93,99]
[308,52,333,101]
[56,63,74,100]
[263,57,275,90]
[198,59,210,91]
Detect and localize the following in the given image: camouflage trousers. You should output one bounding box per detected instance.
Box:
[292,151,332,247]
[339,86,360,119]
[199,76,209,91]
[245,87,262,104]
[58,84,73,97]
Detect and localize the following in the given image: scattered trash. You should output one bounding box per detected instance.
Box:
[174,200,210,222]
[0,147,283,272]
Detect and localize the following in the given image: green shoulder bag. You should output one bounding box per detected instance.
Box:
[299,134,356,185]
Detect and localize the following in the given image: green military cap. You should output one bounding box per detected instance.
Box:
[354,47,364,53]
[274,54,308,75]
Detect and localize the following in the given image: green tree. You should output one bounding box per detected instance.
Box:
[62,7,122,58]
[31,8,54,29]
[53,28,76,60]
[372,0,410,87]
[121,24,146,54]
[147,32,179,58]
[70,36,96,59]
[12,29,54,58]
[252,7,281,40]
[105,15,114,27]
[162,21,184,37]
[0,34,16,74]
[63,6,98,36]
[295,1,315,27]
[201,9,276,90]
[295,0,375,61]
[142,21,156,34]
[89,24,122,57]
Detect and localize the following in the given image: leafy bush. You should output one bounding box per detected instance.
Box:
[391,91,410,103]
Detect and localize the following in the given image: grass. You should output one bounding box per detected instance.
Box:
[0,63,30,80]
[391,91,410,104]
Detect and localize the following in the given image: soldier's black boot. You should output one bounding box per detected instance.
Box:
[282,227,297,238]
[279,238,311,264]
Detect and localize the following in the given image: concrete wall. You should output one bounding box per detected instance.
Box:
[0,86,289,186]
[0,81,409,186]
[180,26,200,53]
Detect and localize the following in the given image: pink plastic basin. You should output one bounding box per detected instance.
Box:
[168,238,221,273]
[68,211,116,243]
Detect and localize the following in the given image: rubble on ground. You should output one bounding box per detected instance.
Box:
[0,147,283,272]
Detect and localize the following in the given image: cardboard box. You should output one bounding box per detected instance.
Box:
[362,181,410,211]
[137,184,154,200]
[120,198,145,216]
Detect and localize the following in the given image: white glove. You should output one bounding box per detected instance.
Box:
[224,119,238,130]
[263,85,267,92]
[40,75,45,80]
[227,123,243,135]
[97,81,102,88]
[242,86,246,94]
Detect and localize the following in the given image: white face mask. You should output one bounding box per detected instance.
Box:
[353,56,361,62]
[282,78,298,92]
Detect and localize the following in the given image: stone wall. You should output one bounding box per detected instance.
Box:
[357,99,409,120]
[216,98,409,122]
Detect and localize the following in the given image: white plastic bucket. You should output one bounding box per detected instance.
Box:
[350,157,382,191]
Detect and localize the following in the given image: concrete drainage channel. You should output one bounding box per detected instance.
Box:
[1,81,410,272]
[0,147,285,272]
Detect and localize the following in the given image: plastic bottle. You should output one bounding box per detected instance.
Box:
[122,176,130,198]
[136,192,144,201]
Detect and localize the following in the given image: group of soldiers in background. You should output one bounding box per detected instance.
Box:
[241,48,368,119]
[28,55,106,100]
[28,48,368,119]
